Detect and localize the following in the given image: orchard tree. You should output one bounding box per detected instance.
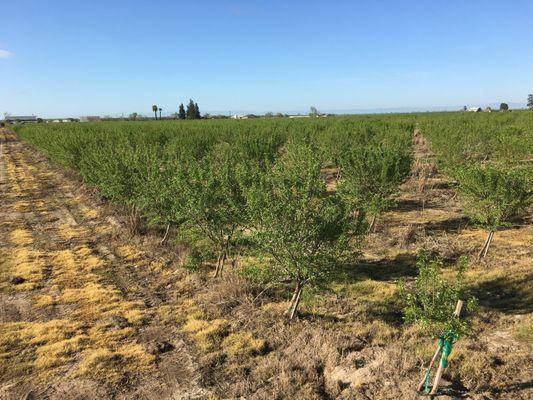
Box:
[136,153,187,244]
[178,103,186,119]
[152,105,158,120]
[338,144,412,232]
[245,139,360,319]
[178,143,248,277]
[527,94,533,110]
[454,164,532,259]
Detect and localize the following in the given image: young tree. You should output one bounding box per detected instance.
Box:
[338,143,412,232]
[399,250,477,394]
[454,164,532,259]
[527,94,533,110]
[499,102,509,111]
[152,105,158,120]
[186,99,196,119]
[178,103,186,119]
[178,143,248,277]
[129,112,138,121]
[194,102,201,119]
[245,140,359,319]
[136,152,188,244]
[309,106,320,117]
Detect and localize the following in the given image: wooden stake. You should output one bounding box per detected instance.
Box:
[417,344,441,392]
[429,300,464,396]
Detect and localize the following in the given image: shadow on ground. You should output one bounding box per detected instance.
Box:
[472,273,533,315]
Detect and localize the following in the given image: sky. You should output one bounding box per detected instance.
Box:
[1,0,532,118]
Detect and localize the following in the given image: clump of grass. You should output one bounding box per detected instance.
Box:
[8,248,46,290]
[182,317,230,351]
[222,332,267,357]
[514,314,533,343]
[346,320,398,345]
[34,335,88,369]
[115,245,142,262]
[75,344,155,382]
[10,228,34,246]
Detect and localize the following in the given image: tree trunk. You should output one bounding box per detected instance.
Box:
[477,231,493,260]
[160,223,171,245]
[128,205,140,235]
[285,282,303,319]
[482,231,494,258]
[213,253,223,278]
[289,285,303,319]
[368,215,377,233]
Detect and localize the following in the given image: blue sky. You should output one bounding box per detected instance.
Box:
[1,0,532,118]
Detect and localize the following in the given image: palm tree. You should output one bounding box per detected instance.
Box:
[158,108,162,120]
[152,105,158,120]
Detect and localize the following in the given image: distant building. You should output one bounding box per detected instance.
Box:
[80,116,101,122]
[4,115,38,124]
[467,107,482,112]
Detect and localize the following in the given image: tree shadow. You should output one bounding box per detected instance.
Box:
[394,198,424,212]
[471,273,533,314]
[421,215,470,233]
[491,380,533,395]
[337,252,419,283]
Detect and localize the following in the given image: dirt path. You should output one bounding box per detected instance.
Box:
[0,129,209,399]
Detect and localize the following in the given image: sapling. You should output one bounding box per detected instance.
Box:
[454,164,532,259]
[399,250,477,395]
[244,139,362,319]
[338,143,412,232]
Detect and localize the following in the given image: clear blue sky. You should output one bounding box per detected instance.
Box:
[1,0,532,118]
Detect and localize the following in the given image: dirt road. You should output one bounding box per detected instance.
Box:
[0,129,208,399]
